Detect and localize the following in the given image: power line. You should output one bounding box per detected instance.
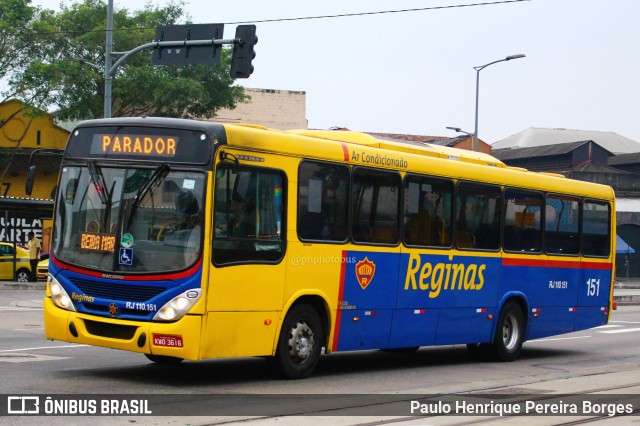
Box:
[0,0,529,38]
[227,0,531,24]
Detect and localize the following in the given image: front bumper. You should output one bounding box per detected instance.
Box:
[43,298,202,360]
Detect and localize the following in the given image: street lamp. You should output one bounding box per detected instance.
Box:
[446,126,473,136]
[472,54,525,151]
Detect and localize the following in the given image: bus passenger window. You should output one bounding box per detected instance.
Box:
[403,175,453,247]
[352,168,401,245]
[582,200,610,257]
[297,161,349,241]
[544,195,580,255]
[456,182,501,250]
[503,188,543,253]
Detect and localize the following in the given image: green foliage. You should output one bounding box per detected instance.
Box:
[6,0,246,119]
[0,0,39,97]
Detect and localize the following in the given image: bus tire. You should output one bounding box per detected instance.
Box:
[144,353,184,364]
[493,301,525,362]
[273,303,323,379]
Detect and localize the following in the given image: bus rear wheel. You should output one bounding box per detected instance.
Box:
[273,303,323,379]
[493,301,525,362]
[144,353,184,364]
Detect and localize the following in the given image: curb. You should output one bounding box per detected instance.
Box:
[0,282,46,291]
[614,295,640,305]
[615,283,640,289]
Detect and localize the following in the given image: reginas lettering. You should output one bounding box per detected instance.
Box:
[404,253,485,298]
[71,292,95,303]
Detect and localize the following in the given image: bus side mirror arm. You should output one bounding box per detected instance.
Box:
[25,166,36,196]
[24,148,64,196]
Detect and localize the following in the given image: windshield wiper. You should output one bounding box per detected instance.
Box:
[126,163,171,229]
[87,160,116,231]
[87,161,109,205]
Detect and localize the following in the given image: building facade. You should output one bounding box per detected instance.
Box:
[212,88,308,130]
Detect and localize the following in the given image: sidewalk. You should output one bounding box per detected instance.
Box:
[613,277,640,305]
[1,279,640,305]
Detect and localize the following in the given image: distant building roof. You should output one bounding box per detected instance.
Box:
[609,152,640,166]
[572,161,629,174]
[492,127,640,154]
[365,132,446,143]
[428,135,468,147]
[493,140,614,161]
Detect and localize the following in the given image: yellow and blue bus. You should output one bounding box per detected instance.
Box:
[42,117,615,379]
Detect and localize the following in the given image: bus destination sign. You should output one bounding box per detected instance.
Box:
[80,232,116,253]
[91,135,177,158]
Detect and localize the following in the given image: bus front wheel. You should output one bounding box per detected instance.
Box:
[493,301,525,362]
[273,303,323,379]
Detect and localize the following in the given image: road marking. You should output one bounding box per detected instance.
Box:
[610,320,640,324]
[594,324,622,329]
[529,336,591,342]
[599,327,640,334]
[0,344,89,353]
[0,307,36,311]
[0,353,69,363]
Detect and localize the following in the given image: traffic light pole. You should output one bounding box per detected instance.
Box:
[102,38,236,118]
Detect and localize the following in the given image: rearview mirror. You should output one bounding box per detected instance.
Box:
[25,166,36,196]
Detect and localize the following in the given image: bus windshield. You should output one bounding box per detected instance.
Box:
[54,164,205,273]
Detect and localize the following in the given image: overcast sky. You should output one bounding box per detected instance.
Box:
[28,0,640,145]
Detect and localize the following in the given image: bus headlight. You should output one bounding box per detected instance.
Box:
[48,275,76,312]
[153,289,201,322]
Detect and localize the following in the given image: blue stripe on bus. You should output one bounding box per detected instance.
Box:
[333,251,612,351]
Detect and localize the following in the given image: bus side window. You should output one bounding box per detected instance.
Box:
[582,200,610,257]
[352,168,400,245]
[213,166,286,265]
[456,182,501,251]
[403,175,453,248]
[545,195,580,255]
[297,161,349,242]
[503,188,542,252]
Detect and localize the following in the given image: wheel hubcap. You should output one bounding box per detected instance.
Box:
[288,320,314,363]
[502,314,519,350]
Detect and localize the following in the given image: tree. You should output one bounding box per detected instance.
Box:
[0,0,38,99]
[0,0,49,173]
[11,0,247,120]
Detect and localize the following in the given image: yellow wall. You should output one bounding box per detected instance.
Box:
[0,99,69,199]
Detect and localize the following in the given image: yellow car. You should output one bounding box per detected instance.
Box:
[0,242,33,282]
[37,258,50,281]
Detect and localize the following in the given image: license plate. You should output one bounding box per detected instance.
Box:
[152,334,183,348]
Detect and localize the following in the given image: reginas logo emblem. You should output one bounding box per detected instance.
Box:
[108,303,119,318]
[355,257,376,289]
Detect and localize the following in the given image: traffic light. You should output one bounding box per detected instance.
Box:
[230,25,258,79]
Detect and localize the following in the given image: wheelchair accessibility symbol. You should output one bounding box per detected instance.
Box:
[119,248,133,266]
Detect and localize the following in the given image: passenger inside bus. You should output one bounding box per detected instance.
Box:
[230,196,255,238]
[175,189,200,230]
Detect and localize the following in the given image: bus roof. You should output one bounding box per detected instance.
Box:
[223,124,615,201]
[287,129,507,168]
[66,118,614,201]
